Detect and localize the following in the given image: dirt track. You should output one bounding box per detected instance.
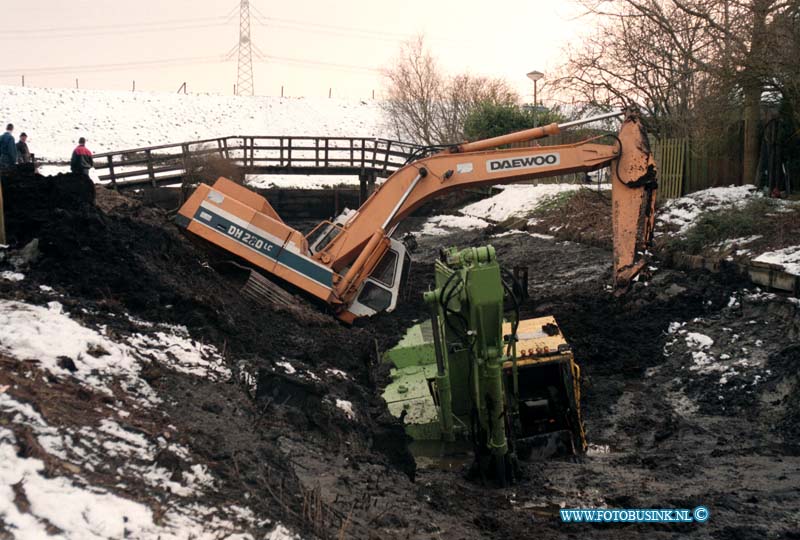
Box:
[1,172,799,539]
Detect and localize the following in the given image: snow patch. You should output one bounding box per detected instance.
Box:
[325,368,349,379]
[657,184,759,235]
[336,399,355,419]
[1,271,24,282]
[685,332,714,350]
[667,322,685,334]
[267,524,303,540]
[127,330,231,381]
[0,85,387,163]
[418,214,491,236]
[275,360,296,374]
[246,174,361,190]
[0,300,155,401]
[753,245,800,276]
[461,184,596,222]
[0,423,261,539]
[0,300,232,401]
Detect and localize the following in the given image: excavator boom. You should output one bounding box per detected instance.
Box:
[175,107,657,321]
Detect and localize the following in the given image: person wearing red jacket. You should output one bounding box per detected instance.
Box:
[70,137,94,176]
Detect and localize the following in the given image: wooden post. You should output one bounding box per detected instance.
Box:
[281,85,284,98]
[221,138,230,161]
[21,75,24,87]
[359,172,368,205]
[181,144,192,183]
[247,137,253,169]
[132,80,136,92]
[0,178,6,246]
[382,141,392,175]
[107,155,118,192]
[372,89,374,99]
[145,149,156,187]
[349,139,354,167]
[328,88,331,98]
[75,78,79,89]
[358,170,376,198]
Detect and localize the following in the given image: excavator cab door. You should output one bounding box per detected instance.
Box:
[347,238,409,318]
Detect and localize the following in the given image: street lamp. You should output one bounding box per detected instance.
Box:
[527,70,544,127]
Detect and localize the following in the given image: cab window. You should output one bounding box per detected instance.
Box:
[371,250,398,287]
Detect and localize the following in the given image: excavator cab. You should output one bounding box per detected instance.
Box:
[347,238,409,318]
[306,208,410,317]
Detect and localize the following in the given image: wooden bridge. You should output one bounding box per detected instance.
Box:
[93,135,425,200]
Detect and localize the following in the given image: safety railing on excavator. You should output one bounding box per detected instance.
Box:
[93,136,425,191]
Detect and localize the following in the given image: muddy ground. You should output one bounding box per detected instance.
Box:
[1,172,799,539]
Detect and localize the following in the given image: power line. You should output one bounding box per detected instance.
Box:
[0,56,227,76]
[0,52,379,79]
[0,15,237,38]
[0,22,233,40]
[258,54,379,74]
[248,8,467,46]
[256,17,412,41]
[236,0,255,96]
[0,3,385,88]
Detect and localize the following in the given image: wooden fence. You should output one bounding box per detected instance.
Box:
[93,132,740,199]
[650,137,745,199]
[653,138,687,199]
[93,136,425,190]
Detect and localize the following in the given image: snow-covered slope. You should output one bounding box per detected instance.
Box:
[414,183,606,238]
[656,184,760,236]
[0,85,387,161]
[0,295,299,539]
[460,183,601,223]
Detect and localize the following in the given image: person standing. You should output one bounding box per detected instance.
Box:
[16,132,31,164]
[0,124,17,169]
[70,137,94,176]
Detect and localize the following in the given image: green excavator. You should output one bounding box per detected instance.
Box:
[382,245,585,485]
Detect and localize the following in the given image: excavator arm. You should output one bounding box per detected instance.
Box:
[175,107,657,322]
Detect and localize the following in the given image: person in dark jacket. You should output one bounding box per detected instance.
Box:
[70,137,94,176]
[0,124,17,169]
[16,132,32,164]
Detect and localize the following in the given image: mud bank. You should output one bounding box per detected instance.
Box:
[0,171,436,538]
[407,225,800,538]
[1,171,799,538]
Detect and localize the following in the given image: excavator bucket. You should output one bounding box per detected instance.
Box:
[611,112,658,289]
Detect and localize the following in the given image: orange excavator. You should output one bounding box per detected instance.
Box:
[175,107,657,322]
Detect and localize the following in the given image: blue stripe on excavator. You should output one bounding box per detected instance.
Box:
[187,207,335,289]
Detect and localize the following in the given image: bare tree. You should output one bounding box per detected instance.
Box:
[770,3,800,124]
[381,36,518,145]
[551,1,714,137]
[381,36,443,146]
[554,0,796,182]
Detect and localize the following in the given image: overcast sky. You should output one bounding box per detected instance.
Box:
[0,0,587,100]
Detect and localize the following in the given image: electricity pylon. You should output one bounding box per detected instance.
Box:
[236,0,254,96]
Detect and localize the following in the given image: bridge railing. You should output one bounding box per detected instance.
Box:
[93,135,424,189]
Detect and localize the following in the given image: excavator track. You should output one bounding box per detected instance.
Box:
[239,268,331,324]
[240,269,298,309]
